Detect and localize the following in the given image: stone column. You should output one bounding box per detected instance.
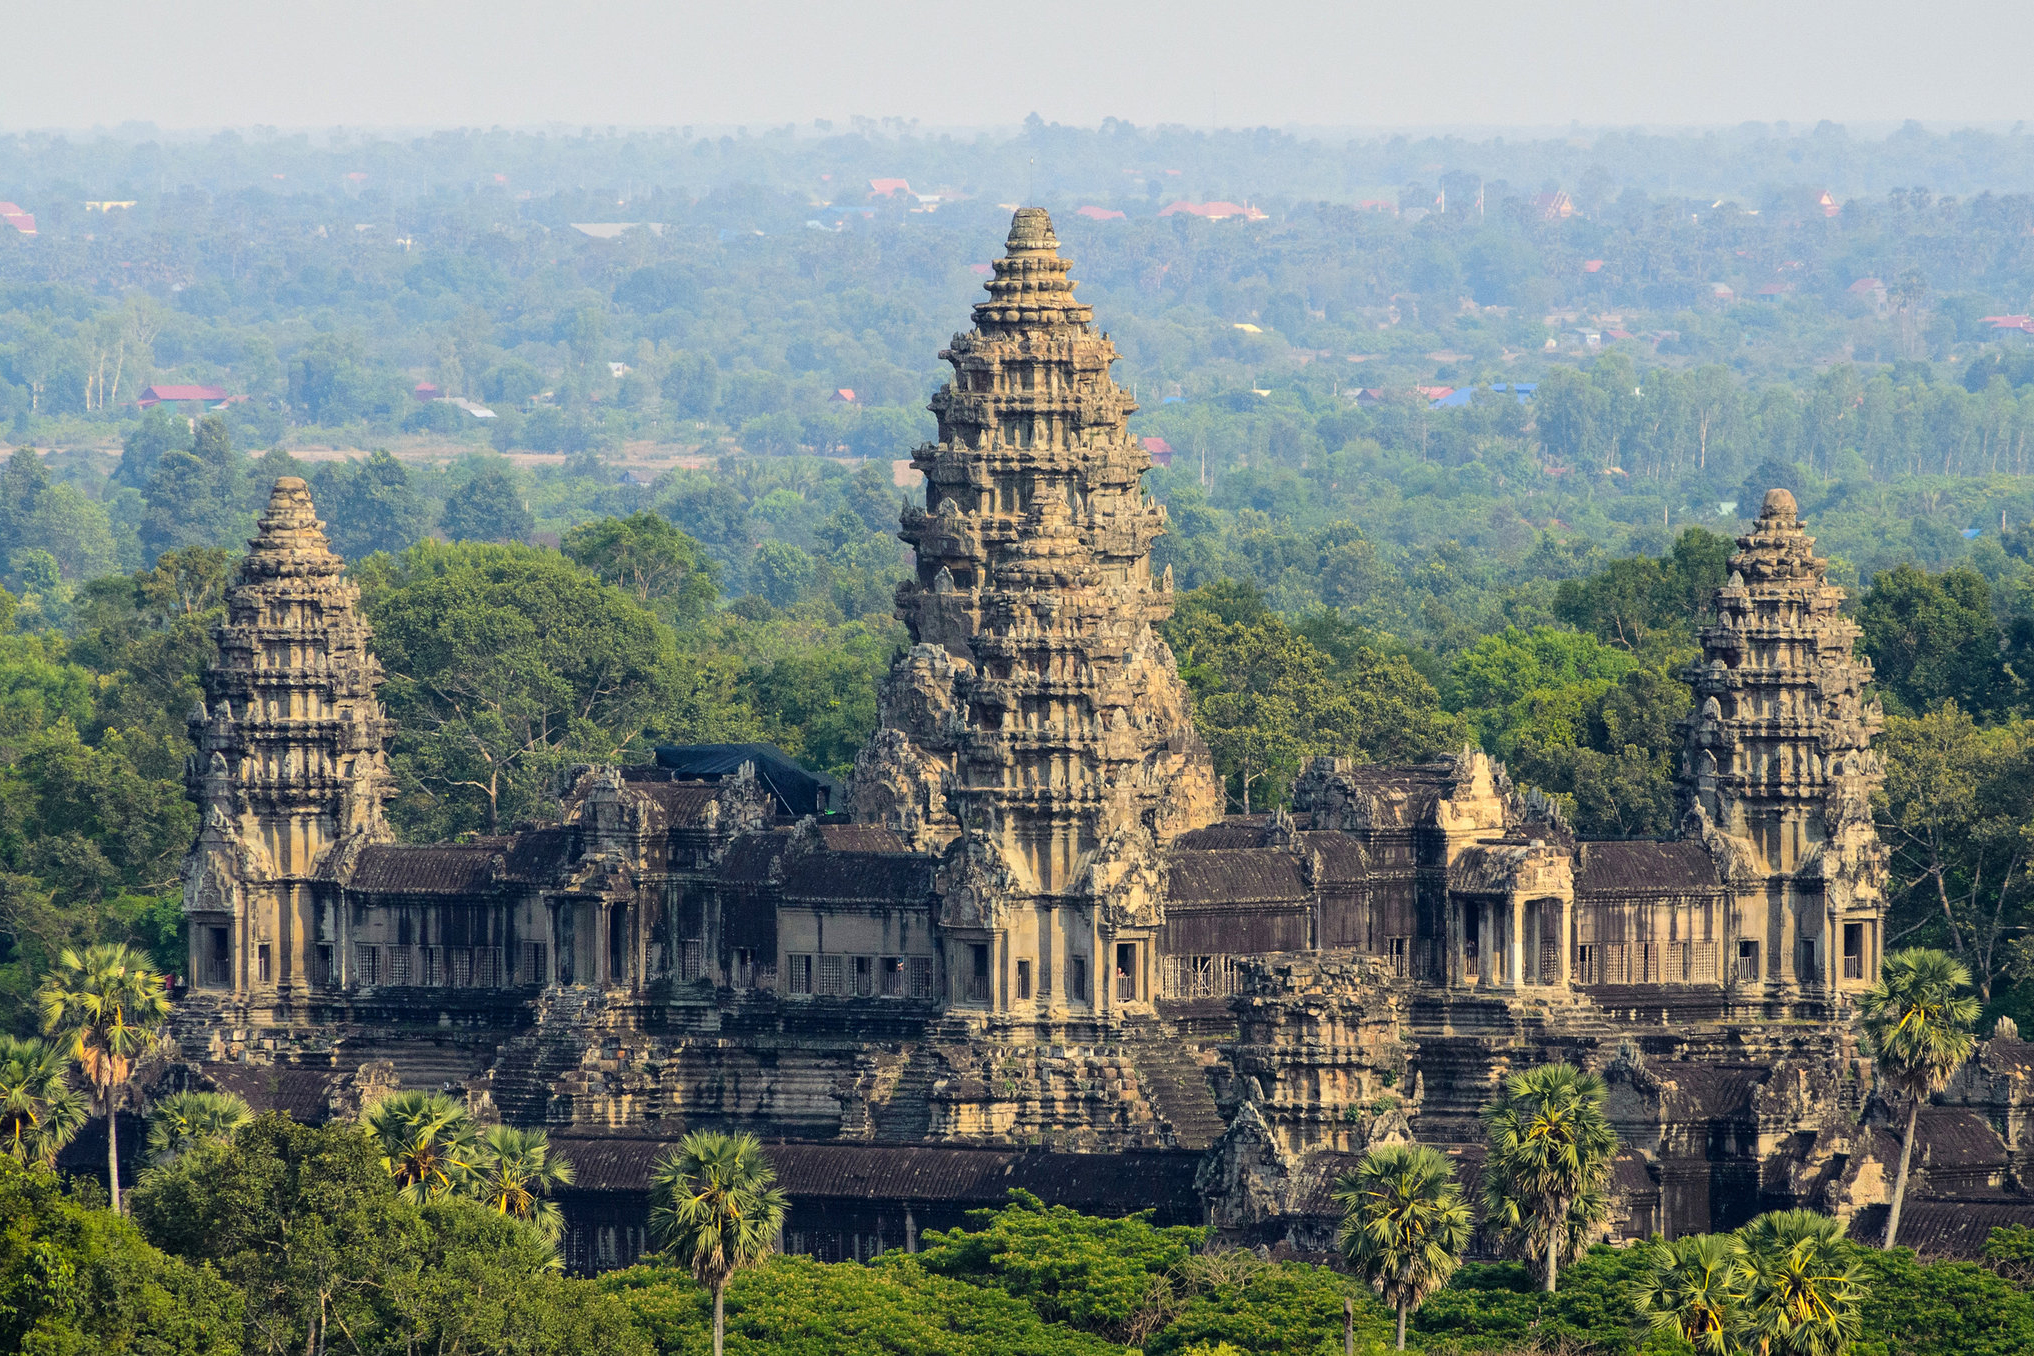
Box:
[1477,901,1493,987]
[1449,899,1466,988]
[1508,895,1526,991]
[1557,896,1573,988]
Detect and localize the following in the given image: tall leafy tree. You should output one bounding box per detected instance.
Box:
[650,1129,789,1356]
[439,464,536,543]
[1333,1143,1472,1349]
[138,416,245,563]
[1733,1210,1866,1355]
[1860,948,1980,1249]
[357,540,671,835]
[145,1088,251,1165]
[1859,564,2017,719]
[1629,1231,1742,1354]
[362,1089,481,1205]
[562,511,723,622]
[310,448,432,561]
[469,1123,575,1245]
[0,1033,86,1167]
[1480,1062,1620,1293]
[1875,706,2034,1000]
[36,943,170,1212]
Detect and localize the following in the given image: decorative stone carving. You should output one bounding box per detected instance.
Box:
[179,476,394,1006]
[851,208,1221,1018]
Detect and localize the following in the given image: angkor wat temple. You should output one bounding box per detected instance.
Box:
[169,209,2034,1271]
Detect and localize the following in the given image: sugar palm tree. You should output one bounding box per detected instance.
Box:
[1480,1061,1620,1293]
[362,1090,481,1204]
[145,1089,253,1164]
[1858,947,1979,1249]
[649,1130,789,1356]
[1629,1232,1743,1355]
[37,943,171,1211]
[1334,1143,1473,1350]
[1733,1210,1865,1356]
[468,1124,575,1245]
[0,1033,87,1167]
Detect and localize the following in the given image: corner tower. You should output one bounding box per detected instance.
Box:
[1682,488,1887,999]
[181,477,393,1011]
[851,207,1220,1018]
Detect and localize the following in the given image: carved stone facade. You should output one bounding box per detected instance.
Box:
[853,206,1221,1023]
[1682,487,1889,1000]
[168,211,2031,1266]
[180,476,395,1022]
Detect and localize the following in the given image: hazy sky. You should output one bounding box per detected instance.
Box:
[8,0,2032,133]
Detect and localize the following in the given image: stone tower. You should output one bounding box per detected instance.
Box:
[180,477,393,1009]
[1682,487,1887,998]
[851,207,1221,1019]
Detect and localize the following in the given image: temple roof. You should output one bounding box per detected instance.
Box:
[348,844,503,895]
[1575,840,1720,894]
[548,1136,1203,1219]
[779,849,934,903]
[1165,849,1309,906]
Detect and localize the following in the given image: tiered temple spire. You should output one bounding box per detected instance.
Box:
[181,476,392,1002]
[851,207,1219,1016]
[1683,487,1887,993]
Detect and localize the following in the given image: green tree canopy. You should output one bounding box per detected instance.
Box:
[562,512,722,623]
[0,1156,243,1356]
[357,540,672,836]
[440,464,536,544]
[1860,563,2017,719]
[310,449,433,562]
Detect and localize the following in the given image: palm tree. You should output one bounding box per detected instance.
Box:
[468,1124,575,1245]
[1629,1232,1743,1355]
[0,1033,87,1167]
[1479,1061,1620,1293]
[1333,1143,1473,1350]
[649,1130,789,1356]
[1733,1210,1865,1356]
[362,1090,481,1204]
[37,943,171,1211]
[1858,947,1979,1249]
[145,1089,252,1164]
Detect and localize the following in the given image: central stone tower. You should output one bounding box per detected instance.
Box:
[851,207,1220,1020]
[1682,487,1888,999]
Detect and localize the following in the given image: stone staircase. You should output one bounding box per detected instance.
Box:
[490,989,607,1125]
[868,1045,939,1143]
[1130,1038,1227,1150]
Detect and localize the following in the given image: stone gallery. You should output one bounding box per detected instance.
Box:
[168,209,2033,1271]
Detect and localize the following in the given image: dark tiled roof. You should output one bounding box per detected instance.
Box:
[1174,821,1273,850]
[1576,840,1719,894]
[196,1062,338,1122]
[1299,832,1369,882]
[349,845,502,895]
[550,1137,1202,1217]
[1913,1107,2009,1169]
[1165,849,1309,906]
[779,850,934,903]
[1850,1199,2034,1257]
[719,831,791,883]
[631,781,722,824]
[501,827,577,881]
[816,824,913,853]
